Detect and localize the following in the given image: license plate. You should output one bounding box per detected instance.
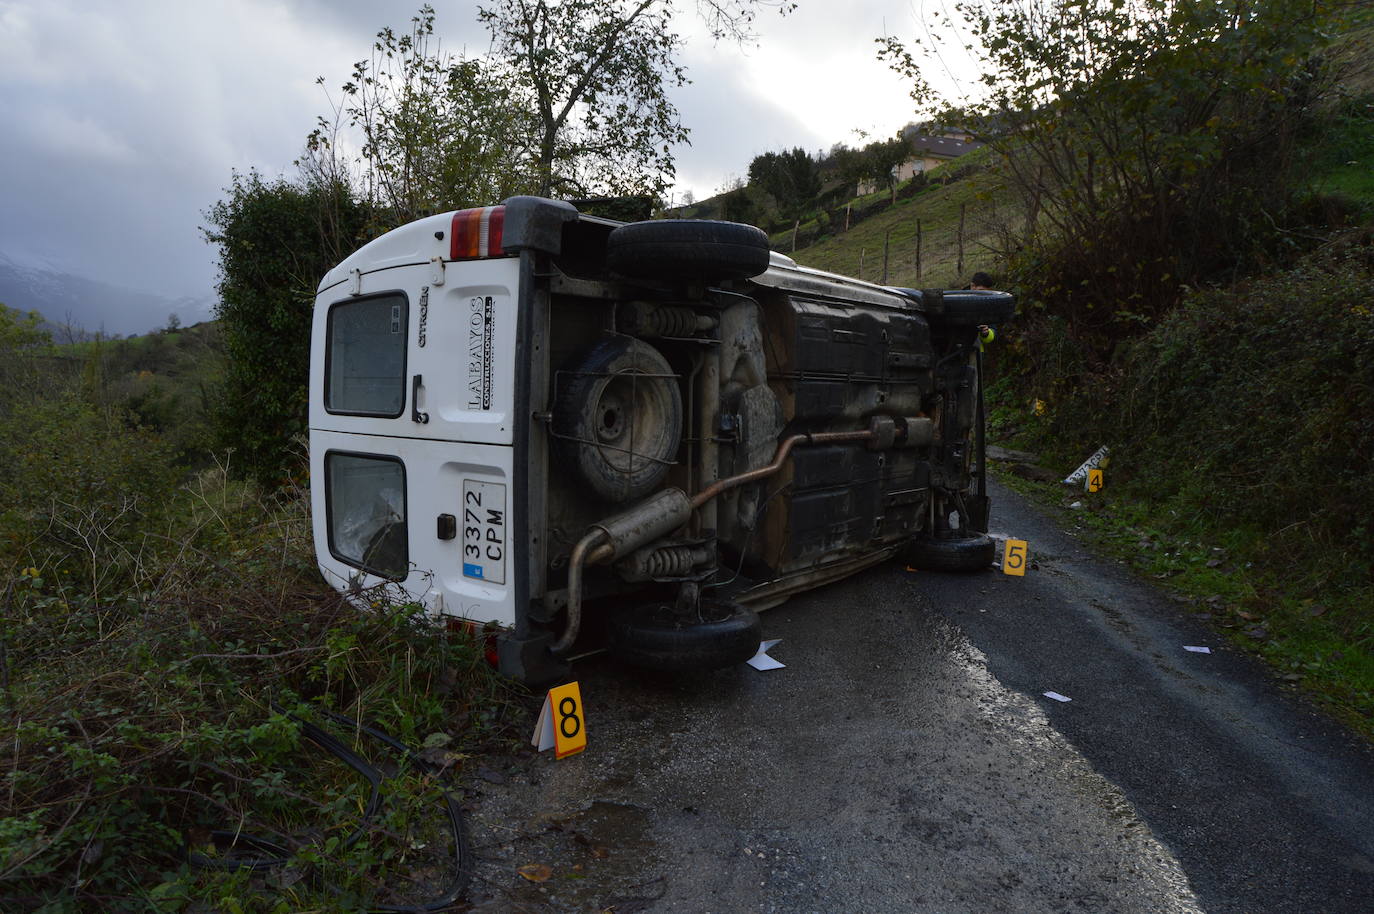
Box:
[461,480,506,584]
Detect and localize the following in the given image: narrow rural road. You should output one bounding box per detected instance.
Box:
[458,478,1374,913]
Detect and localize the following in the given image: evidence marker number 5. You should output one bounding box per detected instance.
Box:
[461,480,506,585]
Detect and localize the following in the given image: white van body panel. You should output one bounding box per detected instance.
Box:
[317,213,452,293]
[310,429,518,627]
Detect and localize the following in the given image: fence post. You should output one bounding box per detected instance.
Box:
[882,230,891,284]
[915,219,922,280]
[957,203,966,278]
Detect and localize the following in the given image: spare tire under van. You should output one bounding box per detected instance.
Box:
[606,219,771,282]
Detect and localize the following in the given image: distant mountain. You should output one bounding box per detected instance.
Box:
[0,251,215,338]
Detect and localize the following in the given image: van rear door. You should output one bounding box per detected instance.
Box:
[311,255,520,447]
[310,429,517,627]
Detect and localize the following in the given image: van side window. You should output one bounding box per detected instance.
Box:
[326,293,407,416]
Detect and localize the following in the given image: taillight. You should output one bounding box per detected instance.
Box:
[449,206,507,260]
[447,618,501,668]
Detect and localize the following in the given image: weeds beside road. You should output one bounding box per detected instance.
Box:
[0,315,526,911]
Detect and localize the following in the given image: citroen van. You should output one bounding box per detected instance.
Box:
[309,196,1014,683]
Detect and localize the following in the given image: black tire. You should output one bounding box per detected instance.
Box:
[553,337,683,503]
[608,599,762,672]
[606,220,771,282]
[903,532,996,572]
[936,290,1017,328]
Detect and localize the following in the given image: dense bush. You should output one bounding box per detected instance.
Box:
[204,171,372,487]
[78,323,225,465]
[1114,237,1374,574]
[884,0,1356,359]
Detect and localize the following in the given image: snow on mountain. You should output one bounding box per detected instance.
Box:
[0,250,215,337]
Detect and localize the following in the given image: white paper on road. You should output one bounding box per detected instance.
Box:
[747,639,785,671]
[1043,691,1072,702]
[1183,646,1212,654]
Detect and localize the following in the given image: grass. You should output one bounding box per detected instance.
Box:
[782,160,1018,289]
[1309,94,1374,208]
[982,231,1374,742]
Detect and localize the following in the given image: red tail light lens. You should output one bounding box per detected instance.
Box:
[449,206,507,260]
[447,617,501,668]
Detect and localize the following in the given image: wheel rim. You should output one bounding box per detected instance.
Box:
[590,370,676,478]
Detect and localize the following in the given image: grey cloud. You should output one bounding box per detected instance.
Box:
[0,0,932,327]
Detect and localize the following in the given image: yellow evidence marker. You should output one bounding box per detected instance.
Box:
[531,681,587,759]
[1087,468,1104,493]
[1003,539,1029,577]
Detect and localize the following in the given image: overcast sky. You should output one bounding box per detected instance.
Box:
[0,0,976,302]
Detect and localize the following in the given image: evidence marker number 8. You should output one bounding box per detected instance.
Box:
[532,681,587,759]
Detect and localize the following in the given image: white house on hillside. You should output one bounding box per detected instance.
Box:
[857,128,986,195]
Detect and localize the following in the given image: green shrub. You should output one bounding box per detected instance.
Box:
[0,395,177,584]
[204,171,371,487]
[1114,239,1374,577]
[1,476,517,911]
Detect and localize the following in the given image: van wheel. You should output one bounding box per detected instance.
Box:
[606,220,771,282]
[608,599,762,672]
[553,337,682,503]
[903,532,996,572]
[936,290,1016,328]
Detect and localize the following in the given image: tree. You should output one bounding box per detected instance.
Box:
[0,304,48,354]
[203,171,372,485]
[747,147,820,221]
[479,0,797,199]
[309,5,539,228]
[826,143,866,191]
[865,136,911,196]
[827,136,912,196]
[879,0,1343,346]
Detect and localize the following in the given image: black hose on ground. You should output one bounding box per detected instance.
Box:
[186,707,471,912]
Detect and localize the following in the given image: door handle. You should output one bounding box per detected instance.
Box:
[411,374,429,424]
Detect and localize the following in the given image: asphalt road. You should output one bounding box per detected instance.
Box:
[458,479,1374,913]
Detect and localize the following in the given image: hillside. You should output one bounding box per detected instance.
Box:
[781,165,1010,288]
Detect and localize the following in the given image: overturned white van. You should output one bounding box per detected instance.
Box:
[309,196,1014,683]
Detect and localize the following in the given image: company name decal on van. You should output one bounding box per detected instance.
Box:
[417,286,429,347]
[467,296,494,410]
